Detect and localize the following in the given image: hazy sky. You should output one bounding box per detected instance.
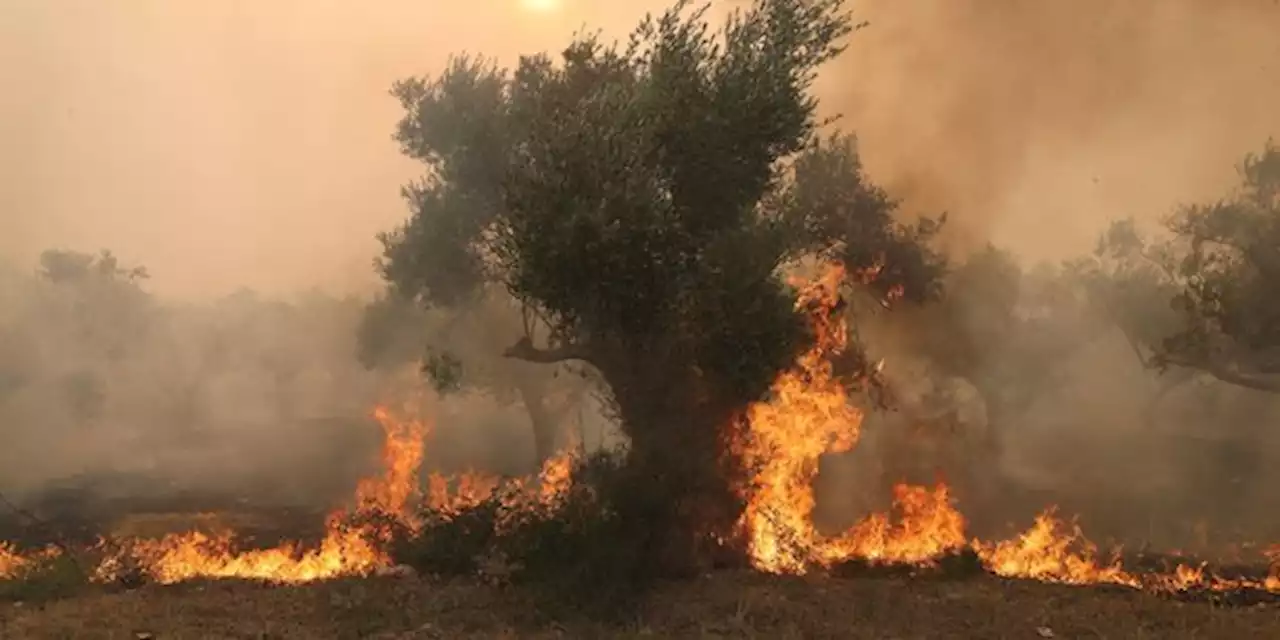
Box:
[2,0,1278,298]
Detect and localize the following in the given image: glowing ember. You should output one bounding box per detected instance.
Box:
[0,542,30,579]
[1266,546,1279,591]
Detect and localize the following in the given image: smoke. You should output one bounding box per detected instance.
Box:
[0,253,383,507]
[0,0,647,527]
[820,0,1280,258]
[0,0,676,299]
[799,1,1280,552]
[2,0,1279,554]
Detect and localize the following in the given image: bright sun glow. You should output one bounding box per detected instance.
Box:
[519,0,561,12]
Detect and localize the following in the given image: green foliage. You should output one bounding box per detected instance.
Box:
[1069,218,1185,356]
[875,245,1120,463]
[382,0,861,360]
[38,249,149,286]
[1165,142,1280,360]
[421,349,464,395]
[30,249,154,364]
[377,0,932,417]
[0,249,156,438]
[390,496,507,577]
[501,452,674,620]
[2,249,381,477]
[912,245,1024,380]
[777,133,948,304]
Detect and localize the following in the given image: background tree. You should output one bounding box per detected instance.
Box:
[24,250,153,427]
[376,0,955,572]
[837,245,1111,529]
[1074,141,1280,394]
[1055,143,1280,527]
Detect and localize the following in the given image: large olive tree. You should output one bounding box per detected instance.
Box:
[377,0,941,572]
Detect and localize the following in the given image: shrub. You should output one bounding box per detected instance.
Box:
[390,448,707,620]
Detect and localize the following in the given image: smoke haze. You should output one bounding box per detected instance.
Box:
[1,0,1278,549]
[4,1,1277,294]
[824,0,1280,257]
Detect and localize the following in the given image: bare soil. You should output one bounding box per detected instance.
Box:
[2,572,1277,639]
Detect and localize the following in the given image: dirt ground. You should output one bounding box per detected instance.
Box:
[2,572,1277,640]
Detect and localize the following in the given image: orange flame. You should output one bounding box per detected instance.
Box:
[93,405,579,585]
[115,523,385,584]
[737,264,862,573]
[974,510,1136,586]
[1264,546,1279,591]
[357,406,428,520]
[823,483,967,566]
[106,406,430,584]
[735,262,1280,595]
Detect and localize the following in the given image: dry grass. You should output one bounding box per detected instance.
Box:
[1,572,1277,639]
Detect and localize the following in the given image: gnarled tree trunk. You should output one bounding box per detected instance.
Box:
[598,349,749,576]
[503,336,751,575]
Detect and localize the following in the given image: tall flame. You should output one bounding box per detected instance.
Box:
[357,406,428,519]
[737,264,863,573]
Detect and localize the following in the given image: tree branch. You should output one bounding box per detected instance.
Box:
[502,336,593,365]
[1160,353,1280,394]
